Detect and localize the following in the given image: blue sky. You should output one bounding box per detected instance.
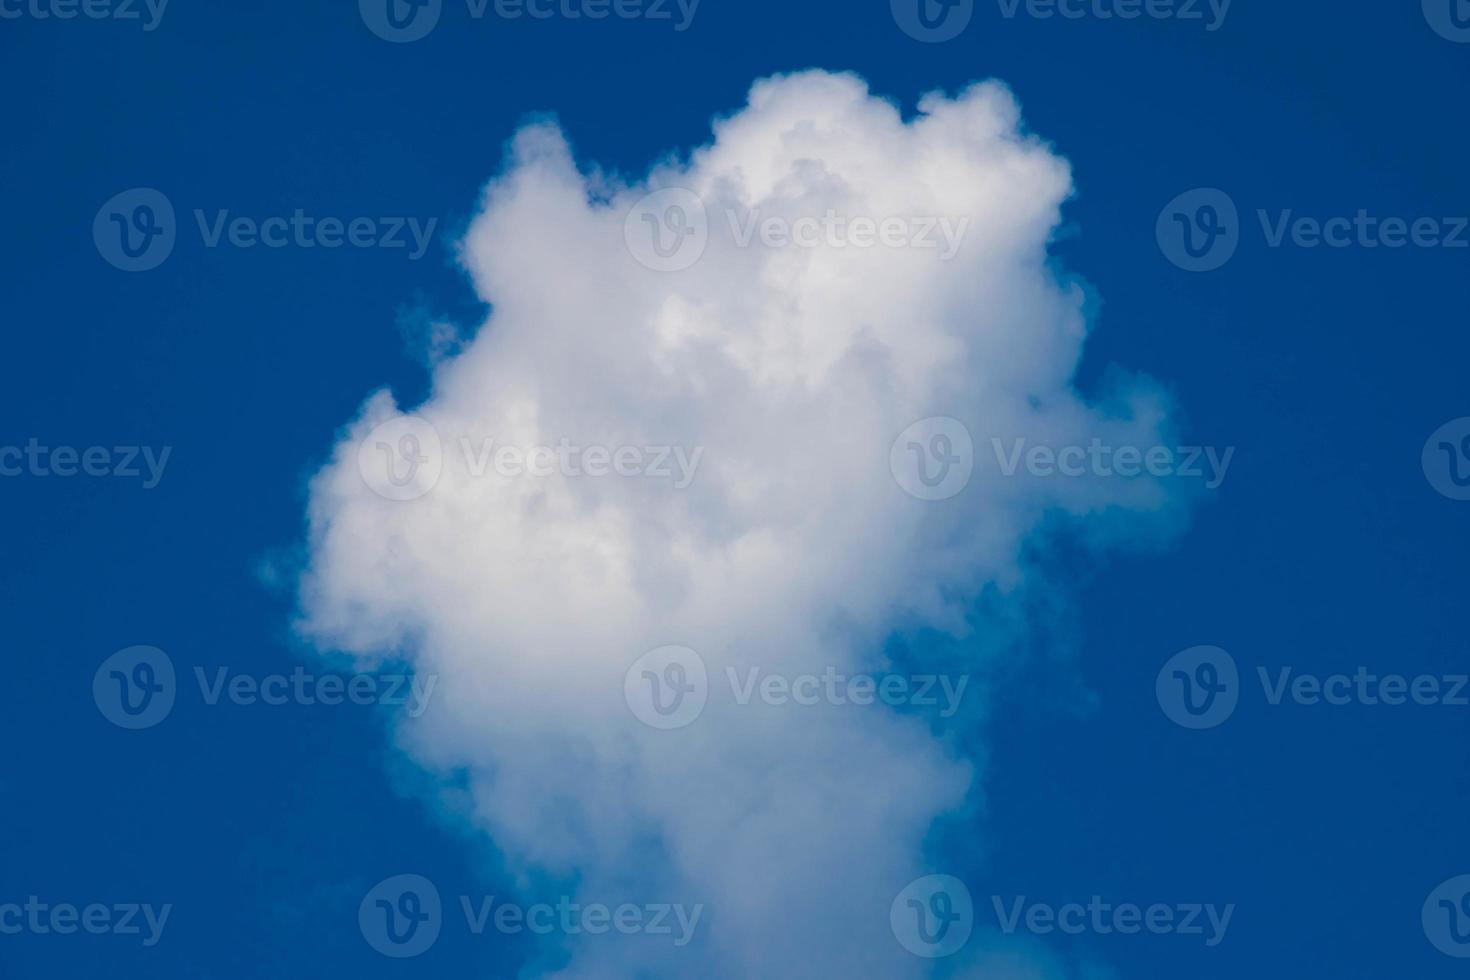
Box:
[2,1,1469,978]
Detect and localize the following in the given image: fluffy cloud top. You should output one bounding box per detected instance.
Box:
[298,70,1178,978]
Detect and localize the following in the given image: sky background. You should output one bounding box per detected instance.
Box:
[2,0,1469,977]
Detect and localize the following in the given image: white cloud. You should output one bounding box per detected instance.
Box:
[297,69,1182,978]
